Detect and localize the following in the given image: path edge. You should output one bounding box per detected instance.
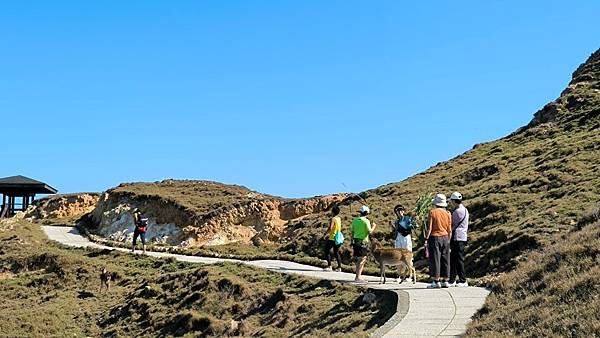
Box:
[370,290,410,338]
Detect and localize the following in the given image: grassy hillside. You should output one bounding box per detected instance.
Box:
[278,48,600,277]
[466,206,600,337]
[111,180,277,215]
[0,219,394,337]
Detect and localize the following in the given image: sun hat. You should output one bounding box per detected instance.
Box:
[450,192,463,201]
[359,205,370,214]
[433,194,448,207]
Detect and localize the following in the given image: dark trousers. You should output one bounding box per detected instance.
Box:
[133,229,146,247]
[428,236,450,279]
[325,240,342,268]
[450,241,467,283]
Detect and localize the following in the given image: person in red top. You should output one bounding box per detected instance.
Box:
[426,194,452,288]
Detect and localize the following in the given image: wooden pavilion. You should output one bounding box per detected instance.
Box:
[0,175,57,217]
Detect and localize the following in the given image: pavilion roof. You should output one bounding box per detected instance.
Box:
[0,175,58,195]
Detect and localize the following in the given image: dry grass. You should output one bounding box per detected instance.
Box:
[466,206,600,337]
[111,179,277,216]
[0,220,395,337]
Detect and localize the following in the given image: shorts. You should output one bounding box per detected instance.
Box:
[133,229,146,246]
[395,234,412,251]
[353,241,368,258]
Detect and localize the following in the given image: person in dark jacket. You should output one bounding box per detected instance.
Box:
[131,208,148,254]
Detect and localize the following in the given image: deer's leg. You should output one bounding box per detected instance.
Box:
[407,258,416,284]
[396,265,404,284]
[380,262,384,284]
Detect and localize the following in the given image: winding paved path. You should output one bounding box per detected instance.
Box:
[43,226,489,338]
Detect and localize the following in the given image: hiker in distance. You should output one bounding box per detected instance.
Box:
[324,205,343,272]
[449,192,469,287]
[426,194,452,288]
[351,205,377,283]
[131,207,148,254]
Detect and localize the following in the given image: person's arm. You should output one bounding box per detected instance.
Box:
[451,210,458,231]
[447,212,452,241]
[426,213,433,240]
[364,218,376,233]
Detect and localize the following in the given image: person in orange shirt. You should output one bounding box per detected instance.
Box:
[426,194,452,288]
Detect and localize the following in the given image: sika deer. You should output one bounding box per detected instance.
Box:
[371,239,416,284]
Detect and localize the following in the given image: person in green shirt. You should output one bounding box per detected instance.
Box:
[351,205,377,283]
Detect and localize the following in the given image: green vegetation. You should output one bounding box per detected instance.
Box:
[0,220,395,337]
[466,206,600,337]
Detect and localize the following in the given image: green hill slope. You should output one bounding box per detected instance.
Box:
[466,206,600,337]
[282,48,600,277]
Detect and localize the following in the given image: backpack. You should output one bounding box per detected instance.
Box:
[137,218,148,233]
[334,231,344,245]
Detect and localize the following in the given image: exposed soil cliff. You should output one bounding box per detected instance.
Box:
[85,180,346,247]
[25,193,101,220]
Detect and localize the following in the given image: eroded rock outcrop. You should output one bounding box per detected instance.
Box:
[25,193,101,219]
[85,184,347,247]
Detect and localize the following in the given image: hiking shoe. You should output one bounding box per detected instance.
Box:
[441,281,449,288]
[456,281,469,287]
[323,266,333,272]
[354,278,369,284]
[427,281,441,288]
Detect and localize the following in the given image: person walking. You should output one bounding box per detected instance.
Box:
[131,208,148,254]
[449,192,469,287]
[351,205,377,283]
[324,205,343,272]
[426,194,452,288]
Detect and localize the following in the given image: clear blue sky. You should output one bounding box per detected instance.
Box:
[1,1,599,198]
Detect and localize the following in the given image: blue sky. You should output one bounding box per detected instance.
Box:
[1,1,599,197]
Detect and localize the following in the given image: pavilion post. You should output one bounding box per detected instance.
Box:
[9,196,14,216]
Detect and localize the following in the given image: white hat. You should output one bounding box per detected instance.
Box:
[450,192,463,201]
[433,194,448,207]
[359,205,370,214]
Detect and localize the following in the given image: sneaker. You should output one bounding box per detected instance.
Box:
[456,281,469,287]
[441,281,449,288]
[448,281,457,287]
[353,278,369,284]
[427,281,441,288]
[323,266,333,272]
[335,268,342,272]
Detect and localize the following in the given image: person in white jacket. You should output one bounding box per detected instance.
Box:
[449,192,469,287]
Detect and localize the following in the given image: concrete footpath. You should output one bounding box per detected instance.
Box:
[42,226,489,338]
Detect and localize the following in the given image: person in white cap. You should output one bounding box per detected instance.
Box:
[426,194,452,288]
[449,192,469,287]
[350,205,377,283]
